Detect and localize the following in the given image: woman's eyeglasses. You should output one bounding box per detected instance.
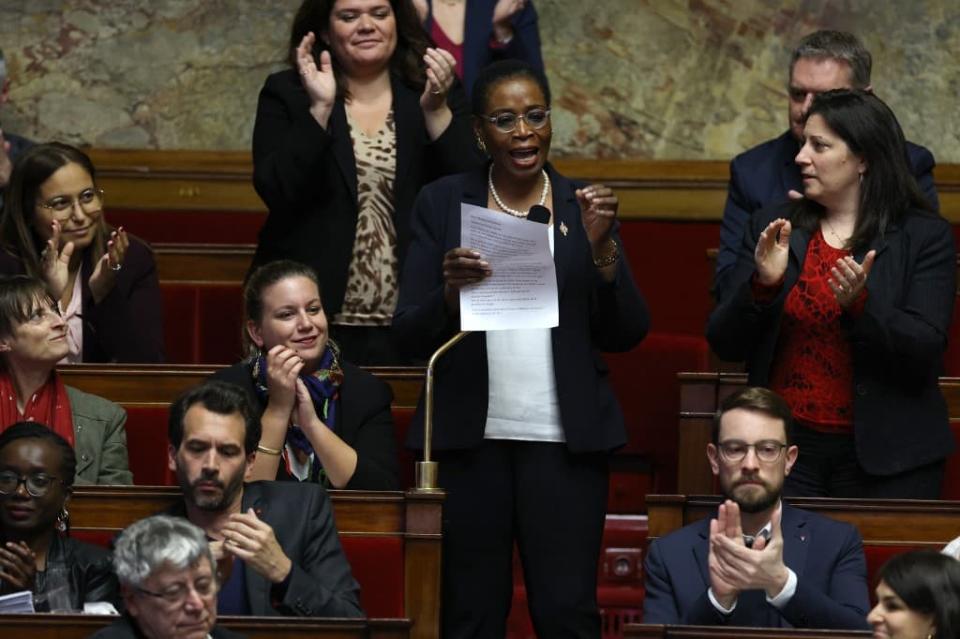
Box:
[483,108,551,133]
[0,471,64,497]
[38,188,104,217]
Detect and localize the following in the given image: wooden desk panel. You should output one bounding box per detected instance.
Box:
[153,243,254,283]
[647,494,960,549]
[68,487,441,639]
[85,149,960,223]
[677,373,960,495]
[624,624,870,638]
[58,364,425,410]
[0,615,411,639]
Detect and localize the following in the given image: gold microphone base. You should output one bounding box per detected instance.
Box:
[414,461,441,491]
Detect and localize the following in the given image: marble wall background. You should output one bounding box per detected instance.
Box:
[1,0,958,161]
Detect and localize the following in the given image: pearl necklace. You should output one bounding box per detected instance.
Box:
[488,165,550,218]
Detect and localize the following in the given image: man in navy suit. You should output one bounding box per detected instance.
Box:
[643,387,871,629]
[714,30,938,301]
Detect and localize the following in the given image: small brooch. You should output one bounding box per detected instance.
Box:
[559,222,568,237]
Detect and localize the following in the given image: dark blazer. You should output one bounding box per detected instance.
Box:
[707,203,956,475]
[167,481,362,618]
[250,68,481,319]
[423,0,546,99]
[715,131,939,300]
[0,235,164,362]
[211,360,399,490]
[88,616,245,639]
[28,535,119,612]
[642,503,871,629]
[393,164,649,452]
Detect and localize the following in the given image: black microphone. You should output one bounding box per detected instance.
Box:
[527,205,550,224]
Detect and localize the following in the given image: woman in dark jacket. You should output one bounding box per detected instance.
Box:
[0,143,163,363]
[251,0,481,364]
[0,422,118,611]
[708,89,955,499]
[213,260,398,490]
[393,60,648,638]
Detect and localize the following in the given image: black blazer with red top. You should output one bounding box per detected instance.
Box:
[707,202,956,475]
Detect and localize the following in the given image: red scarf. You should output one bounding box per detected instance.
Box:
[0,371,75,446]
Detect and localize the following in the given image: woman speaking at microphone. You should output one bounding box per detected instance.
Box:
[393,59,648,638]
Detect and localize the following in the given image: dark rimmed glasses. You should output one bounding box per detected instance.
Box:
[0,471,65,497]
[717,440,788,463]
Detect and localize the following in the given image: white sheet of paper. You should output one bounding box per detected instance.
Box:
[459,203,559,331]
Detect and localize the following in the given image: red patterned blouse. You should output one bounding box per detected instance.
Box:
[763,229,867,433]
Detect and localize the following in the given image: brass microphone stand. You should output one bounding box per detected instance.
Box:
[414,330,470,491]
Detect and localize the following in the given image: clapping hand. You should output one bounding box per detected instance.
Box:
[754,218,791,286]
[296,32,336,127]
[420,48,457,112]
[265,345,305,415]
[711,502,790,599]
[827,251,876,309]
[40,220,74,299]
[89,227,128,304]
[293,377,328,436]
[492,0,526,41]
[0,541,37,593]
[707,500,745,608]
[411,0,428,21]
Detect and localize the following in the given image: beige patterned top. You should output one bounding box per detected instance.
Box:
[334,110,399,326]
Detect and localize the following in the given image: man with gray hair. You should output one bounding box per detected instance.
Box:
[89,515,244,639]
[713,30,938,301]
[0,48,34,205]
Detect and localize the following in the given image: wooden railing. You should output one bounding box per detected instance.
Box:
[86,150,960,222]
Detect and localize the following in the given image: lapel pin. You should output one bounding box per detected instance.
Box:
[559,222,568,237]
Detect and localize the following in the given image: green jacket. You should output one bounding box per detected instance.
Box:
[65,386,133,485]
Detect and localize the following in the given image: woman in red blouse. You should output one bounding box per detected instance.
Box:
[708,89,955,499]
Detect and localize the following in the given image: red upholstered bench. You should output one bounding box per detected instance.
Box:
[606,332,711,510]
[70,505,413,620]
[125,406,175,485]
[161,284,244,365]
[507,515,648,638]
[340,536,405,617]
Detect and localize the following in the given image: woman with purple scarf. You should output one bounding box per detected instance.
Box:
[212,260,399,490]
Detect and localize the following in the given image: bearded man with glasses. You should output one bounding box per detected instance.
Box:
[642,387,871,630]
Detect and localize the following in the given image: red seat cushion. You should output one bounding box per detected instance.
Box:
[125,406,175,485]
[606,332,711,495]
[160,283,244,365]
[340,535,404,617]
